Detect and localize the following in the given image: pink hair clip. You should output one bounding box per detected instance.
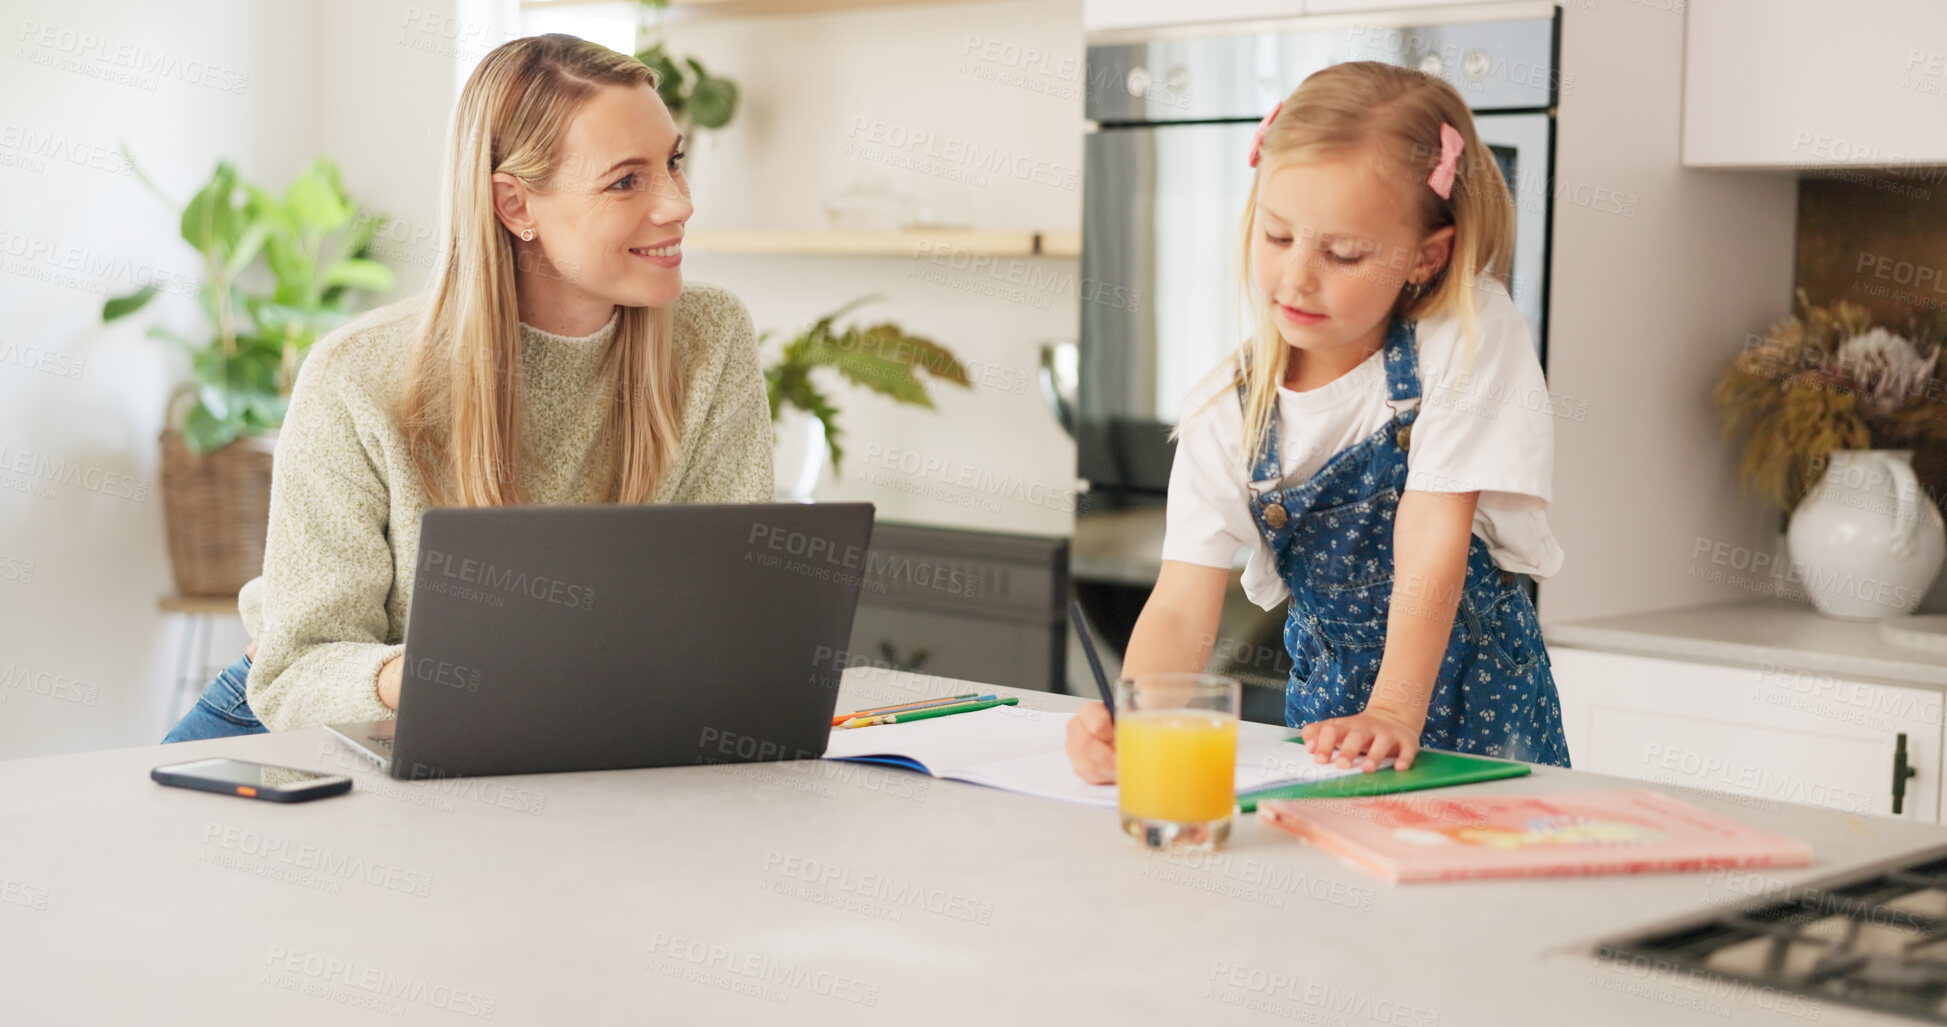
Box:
[1247,100,1282,169]
[1427,122,1464,200]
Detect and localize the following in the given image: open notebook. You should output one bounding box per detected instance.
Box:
[820,706,1378,808]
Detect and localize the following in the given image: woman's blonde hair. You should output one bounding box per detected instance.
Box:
[1218,61,1513,473]
[401,34,685,507]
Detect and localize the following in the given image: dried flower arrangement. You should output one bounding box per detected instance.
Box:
[1714,289,1947,515]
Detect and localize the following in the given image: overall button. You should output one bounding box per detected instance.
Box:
[1395,422,1412,451]
[1264,503,1288,528]
[1499,569,1516,586]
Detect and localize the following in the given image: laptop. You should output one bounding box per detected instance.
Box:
[324,502,875,780]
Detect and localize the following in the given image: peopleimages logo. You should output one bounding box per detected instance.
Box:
[416,548,595,611]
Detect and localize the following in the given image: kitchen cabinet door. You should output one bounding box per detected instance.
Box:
[1684,0,1947,167]
[1550,647,1944,822]
[1084,1,1308,33]
[844,523,1068,693]
[1305,0,1500,12]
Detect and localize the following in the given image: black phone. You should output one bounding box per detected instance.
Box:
[151,758,352,803]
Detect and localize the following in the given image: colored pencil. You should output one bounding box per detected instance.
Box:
[1067,598,1116,722]
[830,693,981,726]
[839,696,1019,728]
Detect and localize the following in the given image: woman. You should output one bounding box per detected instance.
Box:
[164,35,772,741]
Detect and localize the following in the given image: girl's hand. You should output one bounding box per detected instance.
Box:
[1065,701,1117,784]
[1302,706,1425,772]
[376,656,404,710]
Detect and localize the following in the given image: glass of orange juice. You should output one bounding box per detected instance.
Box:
[1115,673,1241,851]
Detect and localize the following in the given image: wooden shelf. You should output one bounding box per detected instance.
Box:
[520,0,1016,20]
[158,594,239,615]
[1038,230,1080,258]
[684,229,1079,257]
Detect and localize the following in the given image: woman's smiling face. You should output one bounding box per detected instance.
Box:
[494,82,692,313]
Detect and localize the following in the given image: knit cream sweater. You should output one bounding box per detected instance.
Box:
[238,282,774,731]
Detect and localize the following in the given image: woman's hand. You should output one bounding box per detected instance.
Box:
[1065,701,1117,784]
[376,656,404,710]
[1303,704,1426,772]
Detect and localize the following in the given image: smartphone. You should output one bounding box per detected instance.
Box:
[151,758,352,803]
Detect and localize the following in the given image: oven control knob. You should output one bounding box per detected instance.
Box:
[1126,65,1150,97]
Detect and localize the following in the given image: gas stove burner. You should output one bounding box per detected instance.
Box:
[1829,953,1947,1008]
[1596,844,1947,1023]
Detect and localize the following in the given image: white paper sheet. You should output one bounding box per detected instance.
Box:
[822,707,1383,808]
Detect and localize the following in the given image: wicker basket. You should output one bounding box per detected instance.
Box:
[158,429,277,596]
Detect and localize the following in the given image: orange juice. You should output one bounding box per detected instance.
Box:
[1116,710,1238,822]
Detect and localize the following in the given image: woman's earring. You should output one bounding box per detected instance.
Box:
[520,228,535,242]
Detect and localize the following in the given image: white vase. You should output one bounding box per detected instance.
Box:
[772,407,827,503]
[1786,449,1946,619]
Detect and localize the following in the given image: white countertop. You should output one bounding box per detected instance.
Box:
[3,666,1941,1026]
[1544,598,1947,690]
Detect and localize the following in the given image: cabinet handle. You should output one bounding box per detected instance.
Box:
[1893,732,1920,815]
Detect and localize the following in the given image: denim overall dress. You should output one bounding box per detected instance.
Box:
[1241,317,1570,766]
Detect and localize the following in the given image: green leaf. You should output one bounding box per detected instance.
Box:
[687,75,738,129]
[223,218,275,279]
[262,234,308,301]
[182,402,241,453]
[198,381,232,420]
[180,162,244,257]
[321,258,393,293]
[180,175,217,252]
[792,381,845,471]
[636,45,685,111]
[336,212,387,265]
[103,284,159,322]
[287,164,350,231]
[245,183,298,237]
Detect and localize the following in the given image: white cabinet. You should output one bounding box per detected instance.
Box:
[1550,647,1944,822]
[1085,0,1304,32]
[1085,0,1532,33]
[1684,0,1947,167]
[1305,0,1496,12]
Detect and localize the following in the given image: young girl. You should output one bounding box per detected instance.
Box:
[163,35,772,741]
[1066,61,1569,781]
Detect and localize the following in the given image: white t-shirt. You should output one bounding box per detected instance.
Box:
[1160,283,1564,610]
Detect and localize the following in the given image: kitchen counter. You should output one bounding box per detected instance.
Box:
[3,665,1943,1025]
[1543,598,1947,690]
[1072,506,1246,586]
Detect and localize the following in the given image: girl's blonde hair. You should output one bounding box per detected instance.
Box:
[1217,61,1514,473]
[401,34,685,507]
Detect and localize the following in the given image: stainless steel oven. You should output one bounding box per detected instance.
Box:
[1077,10,1560,507]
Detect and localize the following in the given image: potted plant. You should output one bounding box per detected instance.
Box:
[763,295,971,500]
[632,0,739,139]
[1714,290,1947,618]
[103,151,394,596]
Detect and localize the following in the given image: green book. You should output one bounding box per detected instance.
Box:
[1236,741,1533,813]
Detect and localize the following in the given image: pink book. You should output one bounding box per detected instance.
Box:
[1257,789,1813,883]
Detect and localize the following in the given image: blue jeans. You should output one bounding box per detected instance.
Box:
[162,654,266,742]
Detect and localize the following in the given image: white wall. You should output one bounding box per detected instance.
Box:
[0,0,460,758]
[1537,0,1799,623]
[646,0,1083,535]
